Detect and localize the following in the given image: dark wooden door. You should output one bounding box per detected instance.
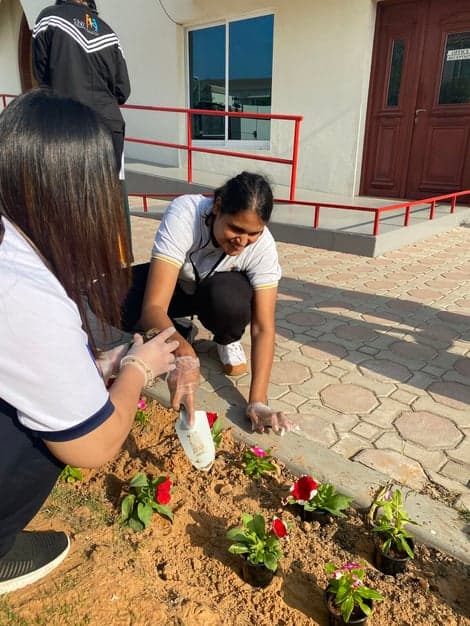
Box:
[361,0,470,199]
[18,14,36,92]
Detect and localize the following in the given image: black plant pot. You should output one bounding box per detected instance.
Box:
[324,591,371,626]
[375,539,414,576]
[298,506,330,525]
[240,559,275,588]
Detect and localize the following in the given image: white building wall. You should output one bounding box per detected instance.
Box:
[0,0,23,94]
[2,0,378,197]
[175,0,377,196]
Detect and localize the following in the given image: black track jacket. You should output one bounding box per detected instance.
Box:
[32,0,130,132]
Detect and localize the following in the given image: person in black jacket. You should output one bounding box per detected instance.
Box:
[32,0,131,175]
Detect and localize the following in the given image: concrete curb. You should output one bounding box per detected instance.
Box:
[145,382,470,566]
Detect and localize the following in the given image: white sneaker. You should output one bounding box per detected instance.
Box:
[216,341,247,376]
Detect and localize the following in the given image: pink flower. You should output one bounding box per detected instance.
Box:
[352,576,363,588]
[155,477,172,505]
[137,398,147,410]
[290,475,318,504]
[342,562,362,572]
[206,412,218,428]
[271,517,288,538]
[333,570,343,580]
[251,446,266,458]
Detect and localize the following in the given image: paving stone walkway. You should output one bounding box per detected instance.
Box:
[130,215,470,512]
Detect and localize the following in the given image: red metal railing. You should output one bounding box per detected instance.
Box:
[129,190,470,236]
[274,189,470,236]
[2,94,469,236]
[1,94,16,108]
[121,104,303,202]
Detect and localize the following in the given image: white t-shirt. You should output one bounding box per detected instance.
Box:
[152,195,281,294]
[0,217,113,440]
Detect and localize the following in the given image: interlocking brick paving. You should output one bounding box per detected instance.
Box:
[130,216,470,498]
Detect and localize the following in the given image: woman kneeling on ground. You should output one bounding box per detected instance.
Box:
[133,171,296,434]
[0,90,178,594]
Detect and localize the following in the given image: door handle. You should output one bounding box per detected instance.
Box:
[415,108,427,124]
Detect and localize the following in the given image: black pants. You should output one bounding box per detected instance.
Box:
[0,400,64,557]
[0,265,252,555]
[122,263,253,344]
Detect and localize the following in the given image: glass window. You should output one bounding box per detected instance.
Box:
[439,32,470,105]
[386,39,405,107]
[188,14,274,142]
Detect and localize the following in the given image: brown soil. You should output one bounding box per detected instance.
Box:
[2,401,469,626]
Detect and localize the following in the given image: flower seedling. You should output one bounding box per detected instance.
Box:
[226,513,288,572]
[370,486,417,558]
[121,472,173,531]
[325,561,384,623]
[134,397,149,426]
[206,411,223,449]
[59,465,83,483]
[284,475,353,517]
[243,446,276,479]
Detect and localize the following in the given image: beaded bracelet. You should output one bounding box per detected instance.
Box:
[119,355,154,389]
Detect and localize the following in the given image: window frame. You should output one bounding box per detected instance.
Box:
[186,12,274,150]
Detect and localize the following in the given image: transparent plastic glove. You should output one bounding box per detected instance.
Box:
[246,402,298,436]
[167,355,200,426]
[126,327,179,379]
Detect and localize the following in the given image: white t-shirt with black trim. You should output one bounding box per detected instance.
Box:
[152,195,281,294]
[0,217,113,441]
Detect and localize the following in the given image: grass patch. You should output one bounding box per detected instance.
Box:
[0,600,29,626]
[458,507,470,523]
[42,484,115,532]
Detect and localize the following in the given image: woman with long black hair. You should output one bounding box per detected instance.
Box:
[0,89,178,594]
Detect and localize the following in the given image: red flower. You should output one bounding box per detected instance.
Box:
[271,517,288,538]
[206,412,218,428]
[155,477,172,505]
[290,475,318,504]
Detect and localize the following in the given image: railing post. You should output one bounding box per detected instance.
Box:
[429,200,436,220]
[450,195,457,214]
[404,204,411,226]
[373,210,380,236]
[289,119,301,202]
[143,196,148,213]
[186,111,193,184]
[314,204,320,228]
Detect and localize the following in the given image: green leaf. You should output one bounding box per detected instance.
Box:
[263,552,278,572]
[226,529,248,542]
[120,494,135,522]
[127,517,144,532]
[359,587,384,601]
[342,595,354,623]
[251,514,266,538]
[137,502,153,528]
[130,473,149,488]
[399,536,415,558]
[228,544,249,555]
[355,596,372,617]
[241,512,253,526]
[155,504,173,522]
[328,493,353,513]
[59,465,83,483]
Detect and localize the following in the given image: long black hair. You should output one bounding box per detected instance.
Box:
[0,89,130,346]
[214,171,274,222]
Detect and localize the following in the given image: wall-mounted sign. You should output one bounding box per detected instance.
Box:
[447,48,470,61]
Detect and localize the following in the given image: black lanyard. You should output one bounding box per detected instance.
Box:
[188,212,226,285]
[189,247,225,285]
